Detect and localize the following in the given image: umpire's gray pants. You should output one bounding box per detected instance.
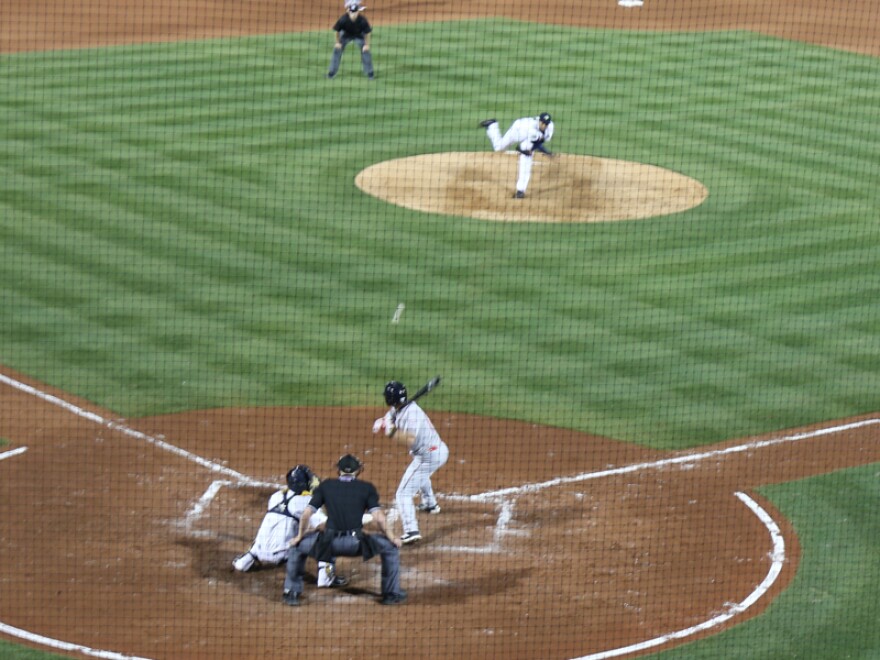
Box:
[328,35,374,77]
[284,531,402,598]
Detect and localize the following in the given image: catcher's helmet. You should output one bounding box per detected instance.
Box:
[286,464,316,494]
[539,112,552,124]
[384,380,407,407]
[337,454,363,475]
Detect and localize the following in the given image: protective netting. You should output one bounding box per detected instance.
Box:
[1,1,879,658]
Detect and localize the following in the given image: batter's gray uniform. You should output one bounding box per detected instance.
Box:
[383,402,449,541]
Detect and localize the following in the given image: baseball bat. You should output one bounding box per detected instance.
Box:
[403,375,441,408]
[385,376,441,429]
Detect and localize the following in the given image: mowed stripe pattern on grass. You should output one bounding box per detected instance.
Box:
[1,24,879,445]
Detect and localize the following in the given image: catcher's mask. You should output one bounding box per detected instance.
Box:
[384,380,407,407]
[286,464,316,494]
[337,454,363,475]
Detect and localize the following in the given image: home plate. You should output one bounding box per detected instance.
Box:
[618,0,643,6]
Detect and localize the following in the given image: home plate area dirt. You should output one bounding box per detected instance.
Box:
[3,369,880,657]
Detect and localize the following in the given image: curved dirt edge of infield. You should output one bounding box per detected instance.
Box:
[355,152,708,223]
[3,368,880,658]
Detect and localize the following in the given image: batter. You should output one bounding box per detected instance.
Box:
[373,380,449,544]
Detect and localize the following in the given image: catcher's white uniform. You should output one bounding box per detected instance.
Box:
[233,488,337,587]
[483,114,555,195]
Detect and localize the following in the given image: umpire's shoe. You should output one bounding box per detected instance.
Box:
[380,590,408,606]
[479,118,497,128]
[282,591,301,607]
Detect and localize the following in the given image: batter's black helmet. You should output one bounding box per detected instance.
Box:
[286,464,316,494]
[539,112,552,124]
[384,380,407,407]
[337,454,363,475]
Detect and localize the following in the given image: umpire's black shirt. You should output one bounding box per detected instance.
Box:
[333,14,372,39]
[308,476,379,532]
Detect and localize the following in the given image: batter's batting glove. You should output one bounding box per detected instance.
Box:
[383,410,397,437]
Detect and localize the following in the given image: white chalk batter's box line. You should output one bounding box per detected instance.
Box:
[2,369,877,660]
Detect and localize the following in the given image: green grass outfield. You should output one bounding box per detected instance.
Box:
[1,20,879,659]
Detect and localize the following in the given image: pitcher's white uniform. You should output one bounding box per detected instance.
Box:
[233,487,337,586]
[482,113,555,196]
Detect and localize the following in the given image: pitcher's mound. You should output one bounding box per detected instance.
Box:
[355,152,708,223]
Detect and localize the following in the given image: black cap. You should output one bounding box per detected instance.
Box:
[337,454,362,474]
[539,112,552,124]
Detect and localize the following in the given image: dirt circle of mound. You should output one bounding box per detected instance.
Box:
[355,152,708,223]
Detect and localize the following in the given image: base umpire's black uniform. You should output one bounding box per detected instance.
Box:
[283,454,406,606]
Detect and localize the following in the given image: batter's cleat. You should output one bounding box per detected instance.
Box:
[380,590,408,606]
[479,118,497,128]
[329,575,349,587]
[417,503,441,515]
[282,591,301,607]
[401,531,423,544]
[514,191,525,199]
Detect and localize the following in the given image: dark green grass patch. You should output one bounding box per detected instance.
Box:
[1,24,879,448]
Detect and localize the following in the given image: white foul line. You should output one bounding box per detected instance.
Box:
[0,372,272,486]
[0,623,151,660]
[0,446,28,461]
[445,417,880,502]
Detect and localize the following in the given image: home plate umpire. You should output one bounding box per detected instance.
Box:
[283,454,407,606]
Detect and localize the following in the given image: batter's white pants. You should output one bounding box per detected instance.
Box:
[396,442,449,535]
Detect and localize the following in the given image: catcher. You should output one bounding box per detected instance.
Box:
[233,464,347,588]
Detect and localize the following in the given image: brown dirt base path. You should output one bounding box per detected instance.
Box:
[2,367,880,659]
[2,0,879,56]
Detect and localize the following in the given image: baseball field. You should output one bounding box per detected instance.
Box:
[1,0,879,658]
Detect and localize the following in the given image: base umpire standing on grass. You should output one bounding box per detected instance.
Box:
[283,454,407,606]
[327,0,375,79]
